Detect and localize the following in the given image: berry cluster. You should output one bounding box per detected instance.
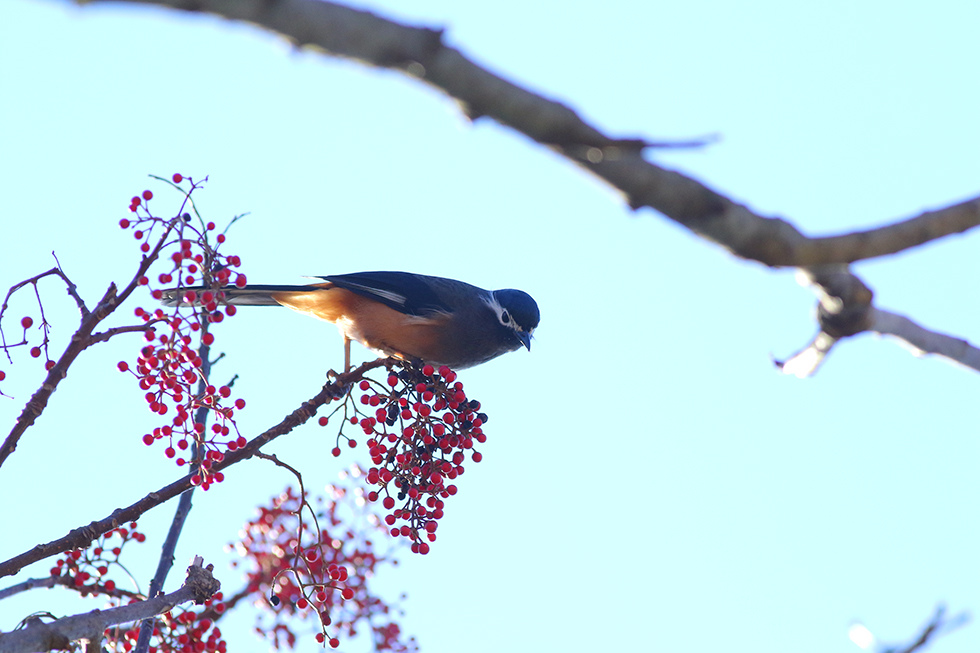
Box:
[329,363,488,555]
[233,475,414,651]
[105,594,227,653]
[117,176,248,489]
[49,522,146,597]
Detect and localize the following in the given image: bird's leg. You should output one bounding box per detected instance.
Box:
[344,336,351,373]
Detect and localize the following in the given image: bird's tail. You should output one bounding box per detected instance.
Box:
[159,285,318,307]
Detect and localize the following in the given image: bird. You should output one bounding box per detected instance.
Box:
[160,271,540,371]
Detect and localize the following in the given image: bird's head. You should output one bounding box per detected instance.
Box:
[488,289,540,351]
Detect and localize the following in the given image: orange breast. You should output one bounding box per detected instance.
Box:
[270,285,449,362]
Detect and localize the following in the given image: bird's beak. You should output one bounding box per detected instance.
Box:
[517,331,532,351]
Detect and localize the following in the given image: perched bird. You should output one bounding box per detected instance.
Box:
[160,271,539,371]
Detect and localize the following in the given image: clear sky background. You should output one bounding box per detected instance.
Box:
[1,1,978,652]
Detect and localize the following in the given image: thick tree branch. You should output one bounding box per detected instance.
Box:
[0,558,219,653]
[84,0,980,268]
[69,0,978,375]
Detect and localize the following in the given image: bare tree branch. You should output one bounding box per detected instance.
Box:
[888,604,971,653]
[0,558,220,653]
[776,267,980,376]
[67,0,979,378]
[870,309,980,373]
[0,359,385,580]
[80,0,980,268]
[0,574,143,603]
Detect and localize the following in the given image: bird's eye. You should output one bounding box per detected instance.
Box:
[501,310,510,324]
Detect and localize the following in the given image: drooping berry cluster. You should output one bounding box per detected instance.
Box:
[104,594,228,653]
[117,176,249,489]
[233,472,415,651]
[327,362,488,555]
[49,522,146,597]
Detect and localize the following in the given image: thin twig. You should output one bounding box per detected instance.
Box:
[89,323,159,345]
[51,253,89,318]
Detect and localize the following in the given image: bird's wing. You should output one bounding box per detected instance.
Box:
[318,272,453,317]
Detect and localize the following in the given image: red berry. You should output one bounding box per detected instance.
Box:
[44,360,55,371]
[318,416,329,427]
[119,218,130,229]
[0,371,5,381]
[20,316,33,329]
[142,190,153,200]
[30,347,41,358]
[422,364,434,376]
[331,447,341,457]
[329,638,340,648]
[172,173,183,183]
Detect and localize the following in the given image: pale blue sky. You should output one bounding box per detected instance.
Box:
[1,1,978,652]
